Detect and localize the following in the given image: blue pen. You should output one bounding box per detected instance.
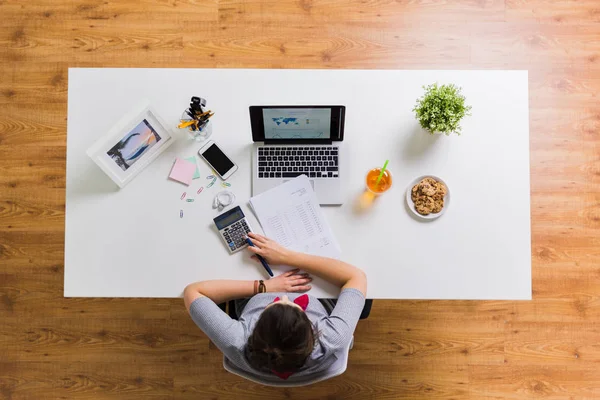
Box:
[245,237,274,277]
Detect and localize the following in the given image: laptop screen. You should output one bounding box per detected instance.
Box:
[262,108,331,140]
[250,105,345,143]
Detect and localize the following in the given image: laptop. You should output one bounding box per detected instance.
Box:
[250,105,346,205]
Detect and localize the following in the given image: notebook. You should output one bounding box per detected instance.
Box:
[249,175,341,259]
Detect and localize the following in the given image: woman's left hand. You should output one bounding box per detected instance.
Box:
[263,268,313,293]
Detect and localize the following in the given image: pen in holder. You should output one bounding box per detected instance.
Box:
[178,96,214,142]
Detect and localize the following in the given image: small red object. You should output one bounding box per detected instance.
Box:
[272,370,294,380]
[272,294,309,311]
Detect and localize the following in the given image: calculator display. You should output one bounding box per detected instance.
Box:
[214,208,244,230]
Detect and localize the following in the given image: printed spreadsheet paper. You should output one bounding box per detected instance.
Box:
[249,175,341,259]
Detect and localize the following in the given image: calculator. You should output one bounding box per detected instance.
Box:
[213,206,253,254]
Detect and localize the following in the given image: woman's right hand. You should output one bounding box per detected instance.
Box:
[246,232,296,265]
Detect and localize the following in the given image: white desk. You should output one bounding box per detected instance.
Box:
[65,68,531,300]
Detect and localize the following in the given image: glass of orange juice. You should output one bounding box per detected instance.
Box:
[365,167,393,195]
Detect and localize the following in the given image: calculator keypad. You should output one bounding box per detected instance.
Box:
[222,219,251,252]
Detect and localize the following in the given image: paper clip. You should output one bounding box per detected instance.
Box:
[180,210,183,218]
[186,199,195,203]
[207,177,217,188]
[197,187,204,194]
[221,182,231,188]
[180,192,187,200]
[206,175,215,180]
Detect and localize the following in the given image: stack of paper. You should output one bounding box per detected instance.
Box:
[249,175,341,259]
[169,158,197,185]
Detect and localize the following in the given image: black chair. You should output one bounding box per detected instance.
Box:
[359,299,373,320]
[220,299,373,321]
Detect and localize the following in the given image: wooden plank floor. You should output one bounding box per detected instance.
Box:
[1,0,599,399]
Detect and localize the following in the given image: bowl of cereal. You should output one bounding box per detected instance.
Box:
[405,175,450,220]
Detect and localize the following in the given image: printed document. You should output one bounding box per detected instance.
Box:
[249,175,341,259]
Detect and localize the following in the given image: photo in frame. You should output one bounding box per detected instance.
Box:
[86,102,175,188]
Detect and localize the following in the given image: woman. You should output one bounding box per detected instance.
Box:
[184,232,367,385]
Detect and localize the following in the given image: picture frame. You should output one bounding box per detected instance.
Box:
[86,101,175,188]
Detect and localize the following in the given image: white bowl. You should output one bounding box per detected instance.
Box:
[405,175,450,220]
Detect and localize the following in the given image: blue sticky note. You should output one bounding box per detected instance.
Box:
[185,157,201,179]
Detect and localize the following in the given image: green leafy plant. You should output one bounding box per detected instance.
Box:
[413,83,472,135]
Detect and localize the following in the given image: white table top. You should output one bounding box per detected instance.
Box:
[65,68,531,300]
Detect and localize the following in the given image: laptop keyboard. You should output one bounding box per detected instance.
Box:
[257,146,339,179]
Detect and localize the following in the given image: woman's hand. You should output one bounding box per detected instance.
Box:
[246,232,296,265]
[263,268,313,293]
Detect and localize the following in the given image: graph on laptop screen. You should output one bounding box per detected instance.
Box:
[262,108,331,140]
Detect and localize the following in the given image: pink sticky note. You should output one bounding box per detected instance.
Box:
[169,158,197,186]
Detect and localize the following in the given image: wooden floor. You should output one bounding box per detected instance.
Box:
[1,0,599,399]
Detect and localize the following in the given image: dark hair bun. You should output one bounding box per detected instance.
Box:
[247,303,316,373]
[265,347,284,363]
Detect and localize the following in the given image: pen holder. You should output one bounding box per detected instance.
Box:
[179,109,213,142]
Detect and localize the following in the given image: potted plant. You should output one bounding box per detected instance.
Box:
[413,83,472,135]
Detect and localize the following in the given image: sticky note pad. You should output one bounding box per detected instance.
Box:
[185,156,201,180]
[169,158,196,186]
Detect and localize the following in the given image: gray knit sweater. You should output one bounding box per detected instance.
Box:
[189,288,365,384]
